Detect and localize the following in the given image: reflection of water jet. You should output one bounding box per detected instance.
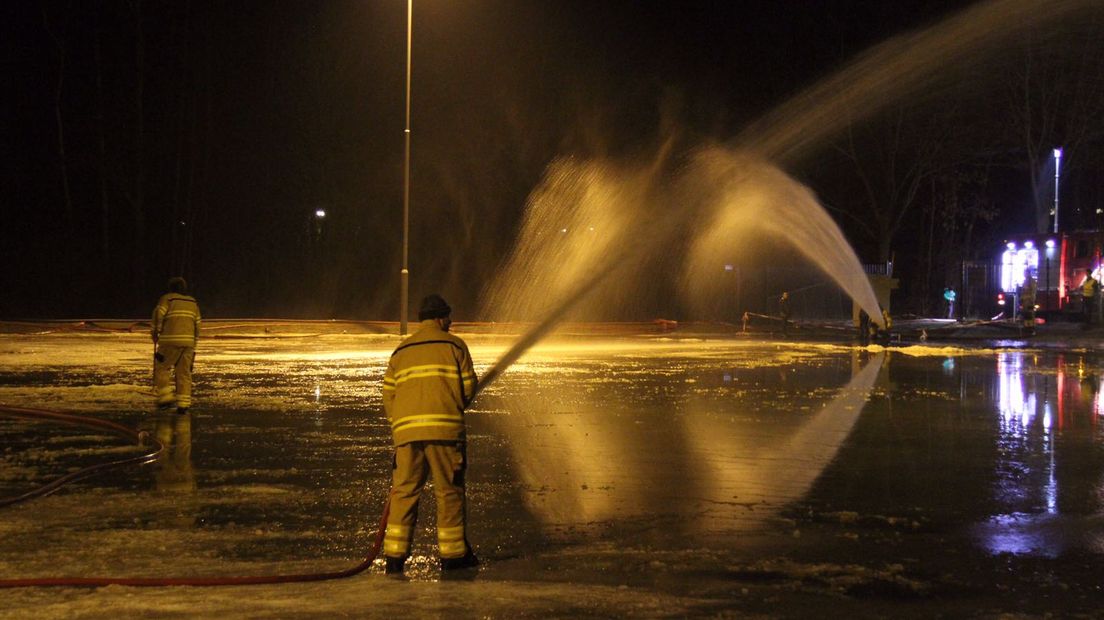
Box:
[479,344,887,532]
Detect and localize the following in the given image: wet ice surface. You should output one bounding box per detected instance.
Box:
[4,329,1104,617]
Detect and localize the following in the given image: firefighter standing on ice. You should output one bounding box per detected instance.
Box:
[1082,272,1099,325]
[381,294,479,574]
[151,277,201,413]
[779,291,791,336]
[1020,273,1037,334]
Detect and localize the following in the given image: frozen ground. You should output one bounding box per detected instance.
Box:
[3,323,1104,617]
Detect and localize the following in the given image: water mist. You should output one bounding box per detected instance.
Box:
[476,0,1104,391]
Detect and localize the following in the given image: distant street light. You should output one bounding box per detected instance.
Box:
[311,208,326,245]
[1053,147,1062,234]
[400,0,413,335]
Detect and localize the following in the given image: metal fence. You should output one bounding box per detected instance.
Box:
[960,258,1066,321]
[960,261,1001,320]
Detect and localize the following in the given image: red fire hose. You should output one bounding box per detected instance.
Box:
[0,404,389,588]
[0,405,163,508]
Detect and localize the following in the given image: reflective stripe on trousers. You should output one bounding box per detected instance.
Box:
[384,441,468,559]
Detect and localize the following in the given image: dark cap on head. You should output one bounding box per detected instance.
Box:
[418,294,451,321]
[167,277,188,294]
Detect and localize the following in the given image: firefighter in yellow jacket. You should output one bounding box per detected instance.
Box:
[152,277,201,413]
[381,294,478,575]
[1083,273,1099,325]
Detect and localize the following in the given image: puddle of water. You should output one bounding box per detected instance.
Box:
[4,333,1104,616]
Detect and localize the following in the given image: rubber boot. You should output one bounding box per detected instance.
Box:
[441,548,479,571]
[385,555,407,576]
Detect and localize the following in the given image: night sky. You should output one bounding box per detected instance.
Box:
[4,1,1102,320]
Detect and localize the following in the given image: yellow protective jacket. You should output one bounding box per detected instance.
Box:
[152,293,201,347]
[1083,278,1098,298]
[382,320,477,446]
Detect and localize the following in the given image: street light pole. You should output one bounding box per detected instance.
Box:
[1053,147,1062,234]
[400,0,412,335]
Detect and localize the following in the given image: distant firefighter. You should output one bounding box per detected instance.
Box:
[1082,273,1099,325]
[151,277,201,413]
[381,294,480,575]
[1020,275,1037,334]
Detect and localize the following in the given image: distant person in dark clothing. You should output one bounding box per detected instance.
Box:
[873,309,893,343]
[1020,275,1037,334]
[779,292,790,336]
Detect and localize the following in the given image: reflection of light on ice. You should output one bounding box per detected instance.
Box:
[997,353,1035,429]
[1046,445,1057,514]
[975,513,1059,558]
[981,351,1068,556]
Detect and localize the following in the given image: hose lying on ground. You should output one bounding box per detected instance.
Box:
[0,404,389,588]
[0,405,164,508]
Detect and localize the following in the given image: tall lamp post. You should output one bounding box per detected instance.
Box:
[400,0,413,335]
[1052,147,1062,234]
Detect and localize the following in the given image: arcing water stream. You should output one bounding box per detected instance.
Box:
[736,0,1103,164]
[477,0,1103,387]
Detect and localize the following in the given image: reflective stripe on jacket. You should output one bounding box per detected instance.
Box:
[152,294,201,347]
[382,320,477,446]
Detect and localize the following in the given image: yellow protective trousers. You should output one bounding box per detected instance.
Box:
[384,441,468,560]
[154,345,195,409]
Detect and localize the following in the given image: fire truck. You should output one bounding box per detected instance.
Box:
[993,231,1102,318]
